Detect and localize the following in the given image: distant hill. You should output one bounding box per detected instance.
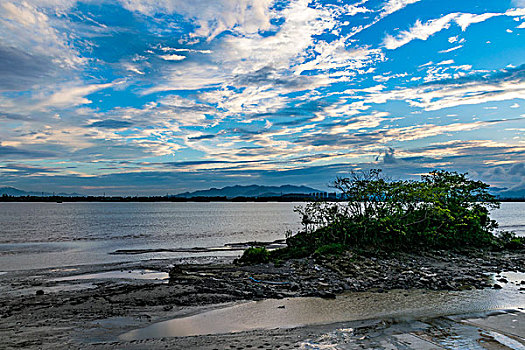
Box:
[491,186,525,199]
[0,187,82,197]
[174,184,321,199]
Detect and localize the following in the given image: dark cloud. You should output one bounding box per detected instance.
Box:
[233,66,313,89]
[273,117,313,126]
[87,119,133,129]
[0,145,55,158]
[0,163,57,176]
[508,163,525,176]
[164,160,256,166]
[0,46,55,91]
[0,112,33,121]
[294,130,383,147]
[380,148,397,164]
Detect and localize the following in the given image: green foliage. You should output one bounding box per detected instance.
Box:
[237,247,270,264]
[506,238,524,250]
[496,231,524,250]
[286,169,507,254]
[314,243,345,257]
[269,245,311,260]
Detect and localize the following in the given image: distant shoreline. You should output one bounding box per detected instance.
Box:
[0,194,327,202]
[0,195,523,202]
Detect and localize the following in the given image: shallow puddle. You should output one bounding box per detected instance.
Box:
[120,272,525,340]
[52,269,169,282]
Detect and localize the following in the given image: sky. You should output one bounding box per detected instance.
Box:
[0,0,524,196]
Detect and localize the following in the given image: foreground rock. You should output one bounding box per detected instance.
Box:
[167,249,524,302]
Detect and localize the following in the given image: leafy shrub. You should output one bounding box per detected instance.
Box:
[494,231,524,250]
[269,245,311,260]
[314,243,345,257]
[284,169,505,254]
[505,238,524,250]
[237,247,270,264]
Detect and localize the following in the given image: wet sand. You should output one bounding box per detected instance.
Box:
[0,254,524,349]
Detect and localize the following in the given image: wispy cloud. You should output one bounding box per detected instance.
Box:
[0,0,523,193]
[383,9,523,50]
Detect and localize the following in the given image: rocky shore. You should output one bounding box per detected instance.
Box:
[0,249,523,349]
[167,249,525,303]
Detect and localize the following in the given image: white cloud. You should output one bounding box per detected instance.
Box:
[158,54,186,61]
[437,59,454,65]
[118,0,273,41]
[0,1,85,69]
[383,9,522,50]
[329,112,390,134]
[142,63,226,94]
[439,45,463,53]
[383,13,457,50]
[35,82,116,110]
[407,80,525,111]
[160,47,212,54]
[381,0,421,16]
[455,13,501,31]
[505,7,525,16]
[123,63,145,75]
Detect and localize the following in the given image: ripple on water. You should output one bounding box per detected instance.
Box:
[52,269,169,282]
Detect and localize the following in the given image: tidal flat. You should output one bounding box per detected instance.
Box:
[0,249,523,349]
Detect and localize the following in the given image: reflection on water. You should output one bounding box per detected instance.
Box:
[52,269,169,282]
[120,272,525,340]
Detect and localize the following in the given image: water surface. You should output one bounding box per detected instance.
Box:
[120,272,525,340]
[0,202,522,271]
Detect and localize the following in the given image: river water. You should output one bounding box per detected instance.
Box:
[0,202,523,271]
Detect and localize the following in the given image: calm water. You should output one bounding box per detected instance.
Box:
[0,202,302,270]
[0,202,522,271]
[121,272,525,339]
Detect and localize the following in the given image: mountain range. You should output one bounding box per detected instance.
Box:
[0,187,82,197]
[174,184,321,198]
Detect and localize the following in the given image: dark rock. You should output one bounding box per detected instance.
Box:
[318,291,336,299]
[169,265,184,279]
[493,284,503,289]
[498,278,508,283]
[289,283,299,291]
[35,290,44,296]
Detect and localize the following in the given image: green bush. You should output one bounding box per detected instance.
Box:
[285,169,505,254]
[269,245,311,260]
[505,237,524,250]
[314,243,345,257]
[237,247,270,264]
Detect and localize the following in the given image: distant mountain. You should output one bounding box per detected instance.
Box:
[0,187,82,197]
[175,184,321,198]
[494,188,525,199]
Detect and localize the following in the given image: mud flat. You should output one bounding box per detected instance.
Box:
[0,250,523,349]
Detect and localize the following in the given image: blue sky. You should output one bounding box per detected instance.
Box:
[0,0,524,195]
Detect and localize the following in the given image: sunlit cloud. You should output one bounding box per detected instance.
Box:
[0,0,524,194]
